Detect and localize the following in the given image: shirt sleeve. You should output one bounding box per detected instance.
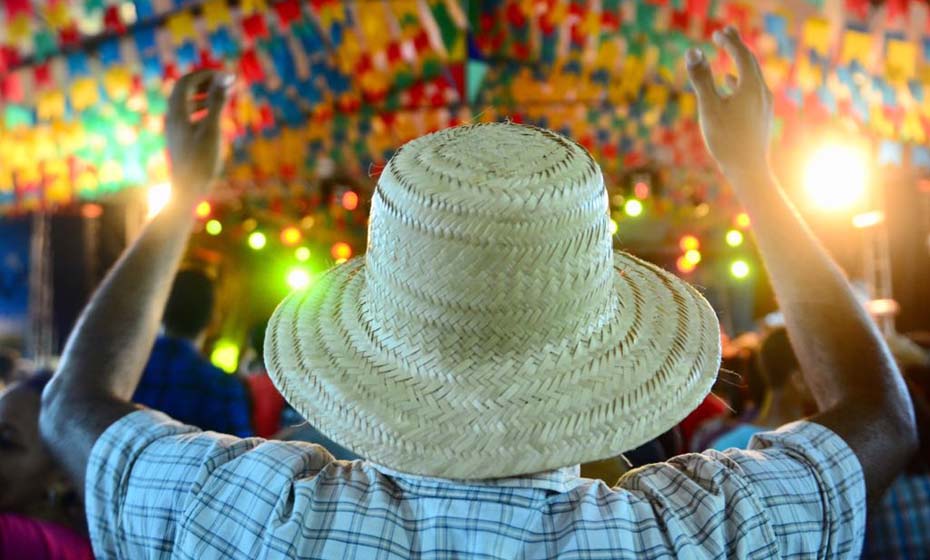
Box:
[85,409,335,559]
[617,420,866,559]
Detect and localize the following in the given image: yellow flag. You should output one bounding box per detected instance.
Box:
[37,90,67,122]
[166,12,197,44]
[103,67,133,101]
[802,18,830,56]
[71,78,100,111]
[202,0,232,30]
[840,30,872,65]
[886,39,917,84]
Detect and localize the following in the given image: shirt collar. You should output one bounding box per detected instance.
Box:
[368,463,585,493]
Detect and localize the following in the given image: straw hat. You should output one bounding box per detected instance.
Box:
[265,123,721,479]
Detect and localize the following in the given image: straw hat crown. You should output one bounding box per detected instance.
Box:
[366,122,615,352]
[266,123,720,479]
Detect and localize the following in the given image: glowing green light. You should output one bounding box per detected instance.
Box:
[624,199,643,217]
[286,267,312,291]
[295,246,311,262]
[248,231,267,250]
[725,229,744,247]
[609,218,619,235]
[730,259,750,279]
[205,219,222,236]
[210,341,240,374]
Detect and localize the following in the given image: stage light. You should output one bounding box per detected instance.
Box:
[735,212,751,229]
[286,267,312,290]
[679,235,699,252]
[248,231,267,250]
[684,249,702,265]
[147,182,171,218]
[725,229,744,247]
[295,246,311,262]
[81,203,103,219]
[624,199,643,217]
[609,218,619,235]
[210,341,240,374]
[342,191,359,211]
[634,181,650,199]
[676,255,696,274]
[331,241,352,261]
[852,210,884,229]
[280,226,302,246]
[205,219,222,235]
[804,144,869,211]
[730,259,750,279]
[195,201,211,219]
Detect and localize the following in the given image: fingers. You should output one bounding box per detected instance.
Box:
[167,70,224,127]
[686,48,719,107]
[713,25,763,86]
[201,73,233,136]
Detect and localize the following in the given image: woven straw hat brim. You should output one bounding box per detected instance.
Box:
[265,250,721,480]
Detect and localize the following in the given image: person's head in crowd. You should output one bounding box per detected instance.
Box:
[756,327,813,421]
[0,371,79,525]
[163,269,215,342]
[0,349,19,389]
[247,319,269,371]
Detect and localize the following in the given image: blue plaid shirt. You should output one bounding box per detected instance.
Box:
[133,336,253,437]
[86,410,865,559]
[863,473,930,559]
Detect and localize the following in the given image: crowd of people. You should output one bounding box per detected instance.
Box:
[0,26,927,559]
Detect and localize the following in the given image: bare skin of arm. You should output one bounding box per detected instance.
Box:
[39,71,232,498]
[686,26,917,506]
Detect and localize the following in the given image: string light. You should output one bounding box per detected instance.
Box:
[679,235,699,252]
[633,181,650,199]
[205,219,222,235]
[286,267,312,290]
[210,341,240,374]
[735,212,751,229]
[730,259,750,279]
[280,226,302,246]
[331,241,352,261]
[81,204,103,219]
[676,256,696,274]
[248,231,267,250]
[295,247,311,262]
[624,199,644,217]
[195,201,212,219]
[342,191,359,211]
[609,218,619,235]
[683,249,702,265]
[725,229,744,247]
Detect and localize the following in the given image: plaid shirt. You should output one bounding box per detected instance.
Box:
[86,410,865,559]
[863,474,930,559]
[133,336,253,437]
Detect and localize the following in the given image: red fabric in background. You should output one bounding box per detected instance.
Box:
[679,394,729,450]
[245,371,286,438]
[0,514,93,560]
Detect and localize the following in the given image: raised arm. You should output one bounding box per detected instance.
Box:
[686,27,917,504]
[40,71,232,497]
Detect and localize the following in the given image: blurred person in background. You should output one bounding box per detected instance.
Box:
[0,371,92,559]
[242,319,285,438]
[0,348,20,390]
[133,268,253,437]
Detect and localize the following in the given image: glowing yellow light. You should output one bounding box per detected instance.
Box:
[195,200,211,219]
[205,219,222,235]
[280,226,302,246]
[684,249,702,265]
[146,182,171,218]
[676,255,696,274]
[342,191,359,210]
[286,267,312,290]
[609,218,619,235]
[679,235,700,252]
[804,144,869,211]
[331,241,352,261]
[624,199,644,217]
[210,341,240,374]
[295,246,311,262]
[300,216,315,229]
[725,229,744,247]
[735,212,751,229]
[852,210,884,229]
[248,231,267,250]
[730,259,750,279]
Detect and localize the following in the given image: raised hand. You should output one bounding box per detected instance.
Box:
[165,70,234,199]
[685,26,773,179]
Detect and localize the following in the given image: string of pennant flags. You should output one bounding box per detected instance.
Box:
[4,0,930,214]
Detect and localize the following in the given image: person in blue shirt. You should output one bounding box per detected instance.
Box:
[133,269,253,437]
